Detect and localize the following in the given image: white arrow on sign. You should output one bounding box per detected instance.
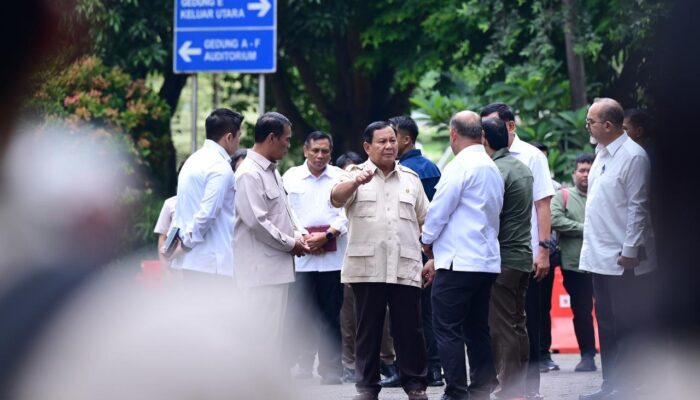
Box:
[247,0,271,18]
[178,41,202,63]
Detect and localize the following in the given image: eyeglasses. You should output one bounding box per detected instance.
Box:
[585,118,604,127]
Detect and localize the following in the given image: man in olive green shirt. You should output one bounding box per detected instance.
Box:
[550,153,597,372]
[482,118,534,399]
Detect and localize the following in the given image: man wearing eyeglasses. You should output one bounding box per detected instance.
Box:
[578,98,656,400]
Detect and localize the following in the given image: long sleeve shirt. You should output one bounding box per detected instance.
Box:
[283,162,348,272]
[233,150,299,287]
[399,149,441,201]
[550,187,586,272]
[421,144,504,274]
[172,140,236,275]
[579,133,656,276]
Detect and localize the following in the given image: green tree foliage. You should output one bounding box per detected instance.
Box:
[27,56,176,193]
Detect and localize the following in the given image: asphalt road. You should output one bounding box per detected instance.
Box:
[292,353,602,400]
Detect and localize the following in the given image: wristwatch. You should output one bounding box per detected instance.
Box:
[325,231,335,240]
[538,239,555,251]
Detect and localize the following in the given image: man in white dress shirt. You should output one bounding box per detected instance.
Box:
[578,98,655,400]
[169,108,243,277]
[421,111,504,400]
[481,103,555,399]
[283,131,348,384]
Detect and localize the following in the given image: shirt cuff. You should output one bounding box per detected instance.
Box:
[284,235,296,252]
[621,245,639,258]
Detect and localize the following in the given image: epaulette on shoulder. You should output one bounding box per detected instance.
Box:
[346,164,363,172]
[398,165,419,177]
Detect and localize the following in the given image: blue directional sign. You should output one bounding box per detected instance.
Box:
[174,0,276,73]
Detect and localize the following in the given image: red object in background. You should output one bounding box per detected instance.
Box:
[549,267,600,353]
[138,259,164,283]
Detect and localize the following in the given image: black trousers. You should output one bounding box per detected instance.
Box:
[525,274,541,395]
[592,271,653,390]
[353,282,427,395]
[286,271,343,378]
[433,269,497,400]
[421,284,441,370]
[539,265,555,358]
[561,269,596,357]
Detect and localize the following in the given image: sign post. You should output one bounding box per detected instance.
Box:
[174,0,277,149]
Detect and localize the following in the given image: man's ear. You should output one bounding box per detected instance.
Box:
[363,141,371,155]
[506,120,516,133]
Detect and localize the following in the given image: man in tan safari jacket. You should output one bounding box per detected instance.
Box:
[331,121,429,400]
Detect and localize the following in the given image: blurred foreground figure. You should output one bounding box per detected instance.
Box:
[0,2,300,399]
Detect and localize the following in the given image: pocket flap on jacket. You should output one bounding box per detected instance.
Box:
[399,245,421,261]
[356,190,377,202]
[346,244,375,257]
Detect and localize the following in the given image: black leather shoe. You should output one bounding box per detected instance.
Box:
[380,362,396,378]
[380,373,401,387]
[574,355,597,372]
[379,363,401,387]
[342,367,356,383]
[540,357,560,371]
[579,387,613,400]
[440,394,468,400]
[427,366,445,386]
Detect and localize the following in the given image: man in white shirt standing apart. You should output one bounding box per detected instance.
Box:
[283,131,348,384]
[480,103,555,400]
[421,111,504,400]
[169,108,243,277]
[578,98,655,400]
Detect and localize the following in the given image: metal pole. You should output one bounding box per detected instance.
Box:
[191,73,198,154]
[258,74,265,115]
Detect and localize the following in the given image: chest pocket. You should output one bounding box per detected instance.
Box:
[399,193,417,221]
[286,185,305,210]
[264,183,285,215]
[354,190,377,217]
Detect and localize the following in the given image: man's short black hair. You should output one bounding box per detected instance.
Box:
[336,151,363,168]
[304,131,333,148]
[205,108,244,142]
[482,117,509,150]
[388,116,419,143]
[232,148,247,167]
[362,121,395,144]
[624,108,652,132]
[574,153,595,169]
[254,112,292,143]
[532,142,549,153]
[480,102,515,122]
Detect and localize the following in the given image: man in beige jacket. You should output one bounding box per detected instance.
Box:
[234,112,310,344]
[331,121,429,400]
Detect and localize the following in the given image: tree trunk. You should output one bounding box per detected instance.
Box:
[159,70,189,114]
[563,0,588,109]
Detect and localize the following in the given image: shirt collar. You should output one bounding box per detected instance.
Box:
[363,158,398,177]
[203,139,232,163]
[509,133,526,155]
[599,132,628,157]
[301,160,333,179]
[490,147,510,161]
[247,149,276,171]
[456,144,486,157]
[399,149,422,161]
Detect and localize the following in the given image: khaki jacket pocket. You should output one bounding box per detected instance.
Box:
[344,244,378,277]
[397,245,422,281]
